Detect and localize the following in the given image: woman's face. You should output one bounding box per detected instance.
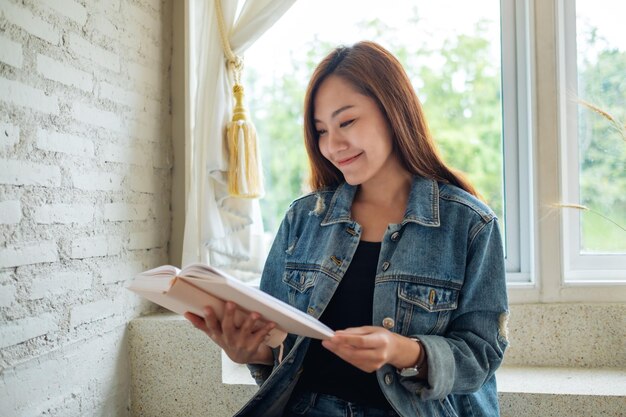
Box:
[313,75,401,187]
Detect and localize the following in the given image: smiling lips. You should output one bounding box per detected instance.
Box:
[336,152,363,166]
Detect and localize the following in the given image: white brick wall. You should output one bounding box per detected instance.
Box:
[33,203,95,224]
[0,241,58,268]
[36,128,95,157]
[129,229,164,250]
[70,236,123,259]
[99,81,160,115]
[37,54,94,92]
[70,298,117,327]
[0,0,173,415]
[0,313,58,348]
[72,101,122,131]
[69,32,120,72]
[129,167,159,193]
[39,0,88,26]
[27,270,93,300]
[126,2,160,35]
[94,0,122,15]
[0,78,60,114]
[0,35,23,68]
[101,142,150,166]
[0,200,22,224]
[128,60,162,89]
[0,283,17,307]
[1,328,130,417]
[0,0,61,45]
[100,261,144,284]
[90,14,118,39]
[126,117,162,142]
[0,122,20,147]
[104,203,150,221]
[0,158,62,187]
[72,170,124,191]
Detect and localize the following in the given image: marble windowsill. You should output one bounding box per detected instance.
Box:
[128,303,626,417]
[497,366,626,396]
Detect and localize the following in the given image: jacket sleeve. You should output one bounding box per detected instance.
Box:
[246,208,293,386]
[402,218,509,400]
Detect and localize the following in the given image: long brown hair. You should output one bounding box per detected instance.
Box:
[303,41,479,197]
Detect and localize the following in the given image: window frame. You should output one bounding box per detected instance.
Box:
[501,0,533,283]
[509,0,626,304]
[556,0,626,282]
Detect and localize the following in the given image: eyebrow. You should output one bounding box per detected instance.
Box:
[313,105,354,123]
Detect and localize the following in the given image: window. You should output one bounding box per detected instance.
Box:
[558,0,626,280]
[192,0,626,303]
[185,0,626,386]
[244,0,531,281]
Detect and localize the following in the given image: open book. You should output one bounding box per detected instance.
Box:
[126,263,334,348]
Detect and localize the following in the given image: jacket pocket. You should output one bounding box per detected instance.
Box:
[396,281,459,335]
[283,268,318,293]
[282,268,318,312]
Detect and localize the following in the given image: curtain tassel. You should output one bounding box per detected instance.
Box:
[227,83,264,198]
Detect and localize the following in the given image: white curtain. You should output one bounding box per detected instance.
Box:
[183,0,296,277]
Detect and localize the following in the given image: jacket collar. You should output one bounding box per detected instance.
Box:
[321,175,440,227]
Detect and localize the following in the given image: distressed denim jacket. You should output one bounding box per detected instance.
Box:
[237,176,509,417]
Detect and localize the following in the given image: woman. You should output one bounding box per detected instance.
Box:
[186,41,509,417]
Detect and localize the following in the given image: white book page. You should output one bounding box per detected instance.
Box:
[138,265,181,277]
[181,276,334,339]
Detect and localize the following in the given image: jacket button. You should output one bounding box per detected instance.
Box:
[382,317,395,329]
[391,231,400,241]
[384,372,394,385]
[382,261,390,271]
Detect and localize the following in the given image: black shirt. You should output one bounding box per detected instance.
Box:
[294,240,391,409]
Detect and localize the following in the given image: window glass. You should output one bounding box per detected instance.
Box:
[243,0,504,238]
[574,1,626,253]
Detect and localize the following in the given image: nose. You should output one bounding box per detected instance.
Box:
[325,128,348,154]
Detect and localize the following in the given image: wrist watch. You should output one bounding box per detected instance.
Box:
[399,338,425,377]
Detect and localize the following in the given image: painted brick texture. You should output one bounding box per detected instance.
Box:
[0,0,173,415]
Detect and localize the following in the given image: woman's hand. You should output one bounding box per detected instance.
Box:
[322,326,424,374]
[184,301,276,365]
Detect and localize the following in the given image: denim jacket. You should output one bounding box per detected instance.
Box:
[237,176,509,417]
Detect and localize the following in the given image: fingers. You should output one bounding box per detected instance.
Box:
[220,302,237,335]
[323,338,364,356]
[331,327,386,348]
[240,311,269,336]
[188,301,274,341]
[202,306,222,337]
[322,326,393,373]
[331,333,369,348]
[250,320,276,347]
[184,311,204,328]
[184,308,222,341]
[227,304,274,338]
[186,303,277,364]
[322,340,384,372]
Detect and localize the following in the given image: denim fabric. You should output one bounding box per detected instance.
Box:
[284,391,399,417]
[240,176,509,417]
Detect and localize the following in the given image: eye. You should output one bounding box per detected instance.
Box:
[339,119,355,128]
[316,128,327,137]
